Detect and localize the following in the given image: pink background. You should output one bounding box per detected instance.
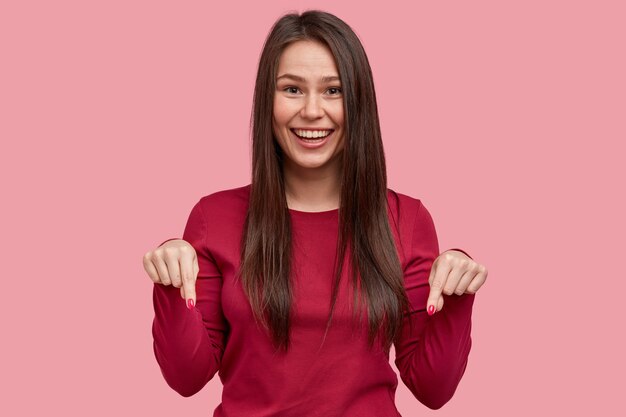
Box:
[1,0,624,415]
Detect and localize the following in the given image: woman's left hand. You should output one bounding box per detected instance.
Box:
[426,250,487,315]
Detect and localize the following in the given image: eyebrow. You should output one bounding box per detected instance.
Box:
[276,73,341,83]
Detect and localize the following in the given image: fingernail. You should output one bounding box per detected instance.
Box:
[187,299,195,310]
[427,305,435,315]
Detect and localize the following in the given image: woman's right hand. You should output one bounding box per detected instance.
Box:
[143,239,199,308]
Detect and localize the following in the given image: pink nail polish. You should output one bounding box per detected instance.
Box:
[187,299,194,310]
[427,305,435,315]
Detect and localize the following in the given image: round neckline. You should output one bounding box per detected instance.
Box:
[288,206,339,219]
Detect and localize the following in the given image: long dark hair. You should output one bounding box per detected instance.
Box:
[237,9,410,354]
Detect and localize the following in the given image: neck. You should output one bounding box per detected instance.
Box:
[283,160,342,212]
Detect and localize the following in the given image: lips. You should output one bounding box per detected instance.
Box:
[289,128,334,138]
[290,128,335,131]
[289,128,334,148]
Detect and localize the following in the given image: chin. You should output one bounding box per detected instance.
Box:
[296,161,329,169]
[288,155,328,168]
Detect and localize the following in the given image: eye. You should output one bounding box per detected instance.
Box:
[283,86,300,94]
[281,86,342,96]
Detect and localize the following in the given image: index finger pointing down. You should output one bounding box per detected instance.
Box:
[426,261,450,315]
[181,251,198,309]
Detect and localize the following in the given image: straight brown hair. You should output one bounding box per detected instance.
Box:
[237,9,411,354]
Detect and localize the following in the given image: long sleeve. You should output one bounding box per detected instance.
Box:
[151,199,229,397]
[394,201,475,410]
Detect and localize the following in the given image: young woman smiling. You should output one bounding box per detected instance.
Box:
[143,10,487,416]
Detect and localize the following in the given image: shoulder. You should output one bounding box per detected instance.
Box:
[196,183,251,213]
[386,187,425,225]
[191,184,251,230]
[386,188,439,268]
[386,188,431,263]
[387,188,437,230]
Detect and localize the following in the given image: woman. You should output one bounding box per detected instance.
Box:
[143,10,487,416]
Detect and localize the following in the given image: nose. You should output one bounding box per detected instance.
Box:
[300,94,324,119]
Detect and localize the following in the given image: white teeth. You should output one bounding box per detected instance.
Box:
[293,129,332,138]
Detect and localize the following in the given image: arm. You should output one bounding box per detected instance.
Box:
[151,199,229,397]
[394,202,475,409]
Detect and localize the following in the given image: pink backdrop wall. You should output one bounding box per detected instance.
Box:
[1,0,623,415]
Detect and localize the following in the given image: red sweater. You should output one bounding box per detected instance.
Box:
[151,184,475,416]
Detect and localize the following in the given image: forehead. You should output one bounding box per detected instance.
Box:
[277,40,339,78]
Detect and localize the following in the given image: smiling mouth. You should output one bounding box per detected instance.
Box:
[290,128,335,139]
[289,128,335,147]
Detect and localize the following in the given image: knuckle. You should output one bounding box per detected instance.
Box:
[163,246,178,257]
[143,253,155,267]
[443,253,455,263]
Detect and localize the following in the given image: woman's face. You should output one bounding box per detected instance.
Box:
[272,40,345,174]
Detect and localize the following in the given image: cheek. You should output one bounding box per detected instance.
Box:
[336,136,345,152]
[273,96,291,125]
[331,103,345,126]
[272,110,286,138]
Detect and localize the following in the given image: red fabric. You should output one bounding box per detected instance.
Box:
[152,184,475,415]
